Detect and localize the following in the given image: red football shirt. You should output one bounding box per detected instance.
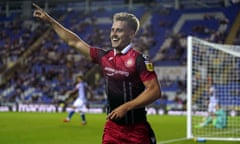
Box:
[90,45,157,124]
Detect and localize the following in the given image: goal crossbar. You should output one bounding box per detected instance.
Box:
[187,36,240,141]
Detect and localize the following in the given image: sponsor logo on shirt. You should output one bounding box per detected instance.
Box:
[104,67,129,77]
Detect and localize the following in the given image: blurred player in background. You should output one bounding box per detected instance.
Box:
[196,78,219,128]
[33,3,161,144]
[212,104,227,129]
[63,75,90,125]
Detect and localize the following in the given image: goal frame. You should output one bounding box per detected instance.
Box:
[186,36,240,141]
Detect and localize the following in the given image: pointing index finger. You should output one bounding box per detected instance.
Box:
[32,3,42,10]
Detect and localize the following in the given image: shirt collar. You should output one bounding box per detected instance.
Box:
[114,44,132,56]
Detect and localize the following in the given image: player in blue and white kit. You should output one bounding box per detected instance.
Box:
[64,75,89,125]
[207,79,218,113]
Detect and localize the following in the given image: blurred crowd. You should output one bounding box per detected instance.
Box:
[0,3,239,110]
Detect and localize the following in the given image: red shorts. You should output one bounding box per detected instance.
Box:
[102,120,154,144]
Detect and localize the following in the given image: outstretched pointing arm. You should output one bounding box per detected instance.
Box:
[32,3,91,59]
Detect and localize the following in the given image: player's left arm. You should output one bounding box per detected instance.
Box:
[127,77,161,109]
[108,77,161,120]
[108,54,161,120]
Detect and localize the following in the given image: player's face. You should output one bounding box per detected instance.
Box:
[77,77,82,82]
[110,20,134,51]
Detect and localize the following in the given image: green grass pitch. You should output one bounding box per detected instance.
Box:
[0,112,239,144]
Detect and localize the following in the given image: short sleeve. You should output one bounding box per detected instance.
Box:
[90,47,101,64]
[136,54,157,82]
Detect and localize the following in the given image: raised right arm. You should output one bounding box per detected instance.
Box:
[32,3,91,59]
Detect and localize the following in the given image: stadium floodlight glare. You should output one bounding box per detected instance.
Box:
[187,36,240,141]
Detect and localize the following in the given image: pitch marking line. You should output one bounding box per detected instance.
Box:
[157,137,188,144]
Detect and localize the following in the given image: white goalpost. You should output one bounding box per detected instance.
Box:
[187,36,240,141]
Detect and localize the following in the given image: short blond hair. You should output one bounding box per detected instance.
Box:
[113,12,140,34]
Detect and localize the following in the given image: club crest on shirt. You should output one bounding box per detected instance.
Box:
[125,58,134,68]
[143,54,154,72]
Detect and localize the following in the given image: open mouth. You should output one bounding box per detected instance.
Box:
[112,37,119,42]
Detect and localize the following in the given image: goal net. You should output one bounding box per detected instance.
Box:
[187,36,240,141]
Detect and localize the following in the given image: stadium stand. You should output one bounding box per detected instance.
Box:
[0,0,239,110]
